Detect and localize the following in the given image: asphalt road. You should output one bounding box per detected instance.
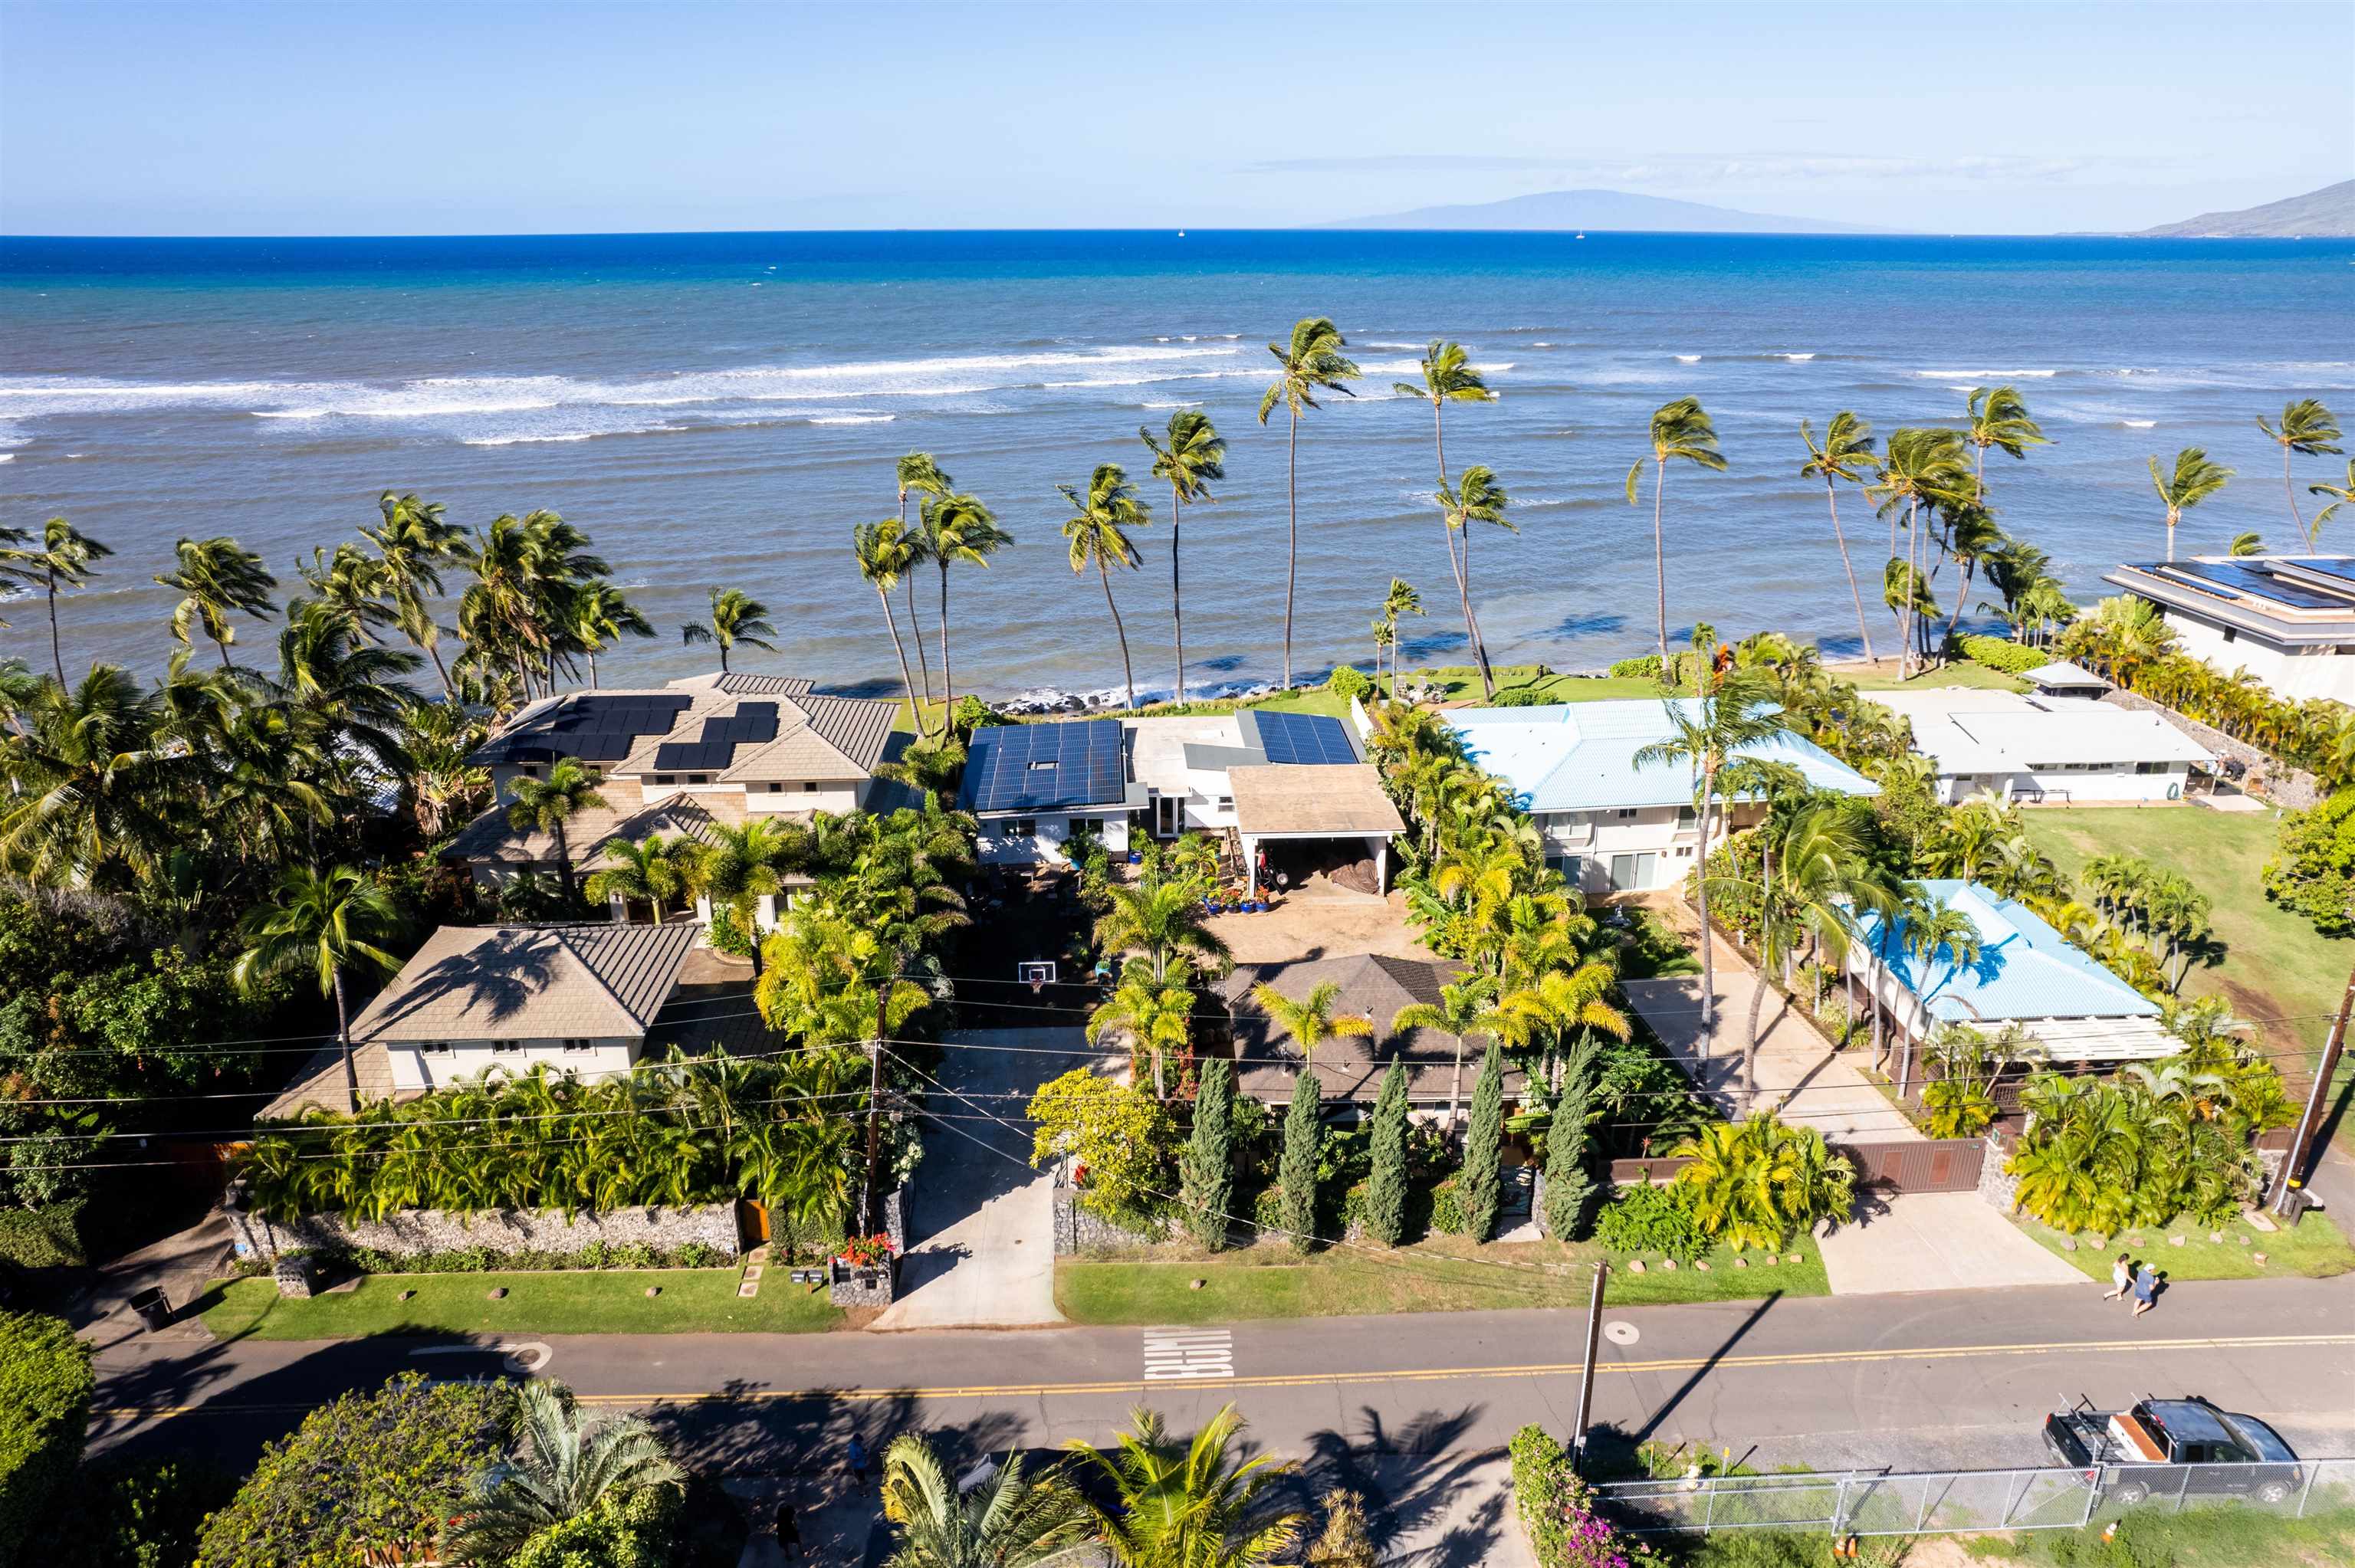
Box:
[90,1274,2355,1480]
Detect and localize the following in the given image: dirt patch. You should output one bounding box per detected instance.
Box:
[2220,973,2312,1082]
[1205,890,1434,964]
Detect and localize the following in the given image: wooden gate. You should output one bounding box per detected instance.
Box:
[1835,1138,1985,1193]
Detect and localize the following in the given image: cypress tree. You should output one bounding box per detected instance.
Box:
[1278,1068,1323,1254]
[1181,1058,1235,1251]
[1541,1038,1598,1240]
[1364,1056,1411,1246]
[1459,1038,1506,1242]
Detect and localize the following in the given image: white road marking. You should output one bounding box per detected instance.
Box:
[1142,1327,1234,1381]
[410,1340,554,1374]
[1605,1321,1640,1346]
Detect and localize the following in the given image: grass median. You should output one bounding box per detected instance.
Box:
[1056,1234,1830,1326]
[200,1268,846,1340]
[2016,1209,2355,1284]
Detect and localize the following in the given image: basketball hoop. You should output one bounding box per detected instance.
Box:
[1017,959,1058,993]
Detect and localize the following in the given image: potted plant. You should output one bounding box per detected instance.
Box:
[836,1233,894,1283]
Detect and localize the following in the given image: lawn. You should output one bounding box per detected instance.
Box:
[1962,1505,2355,1568]
[2016,1209,2355,1284]
[1843,661,2028,694]
[1055,1234,1829,1325]
[2017,806,2351,1061]
[1404,664,1666,707]
[200,1268,845,1340]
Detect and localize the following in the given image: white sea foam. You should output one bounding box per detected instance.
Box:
[1675,354,1702,362]
[2123,419,2156,428]
[460,431,602,446]
[1782,353,1817,362]
[1138,400,1203,409]
[1915,369,2061,379]
[0,454,13,464]
[808,414,895,425]
[1361,340,1427,350]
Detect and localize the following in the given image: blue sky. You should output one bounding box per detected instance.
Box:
[2,1,2348,235]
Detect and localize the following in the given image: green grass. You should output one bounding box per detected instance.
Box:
[1963,1504,2355,1567]
[2017,1209,2355,1283]
[1844,662,2028,693]
[1405,664,1667,706]
[1054,1233,1828,1325]
[2017,806,2352,1058]
[199,1268,845,1340]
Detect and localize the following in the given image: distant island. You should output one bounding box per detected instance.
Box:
[2129,179,2353,238]
[1325,187,1882,235]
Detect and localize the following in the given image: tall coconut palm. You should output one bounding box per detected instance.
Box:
[1435,466,1514,698]
[506,758,609,904]
[447,1379,684,1563]
[680,587,777,674]
[1798,415,1879,664]
[1935,495,2006,650]
[1378,578,1422,697]
[2305,458,2355,546]
[2150,447,2235,563]
[1962,384,2048,488]
[918,492,1013,720]
[363,491,466,696]
[156,535,277,667]
[232,864,406,1112]
[0,664,179,887]
[1140,409,1226,704]
[2257,398,2343,540]
[1626,398,1729,664]
[1250,979,1373,1076]
[0,517,112,683]
[1259,316,1360,690]
[854,517,928,731]
[1066,1403,1305,1568]
[1092,960,1194,1100]
[1391,972,1502,1123]
[894,453,954,722]
[562,580,653,687]
[1059,462,1151,711]
[1869,428,1970,677]
[585,833,694,923]
[1394,341,1496,668]
[879,1432,1091,1568]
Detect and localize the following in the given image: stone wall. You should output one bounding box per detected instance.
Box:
[1976,1130,2020,1214]
[221,1190,742,1263]
[2101,689,2324,809]
[1051,1179,1166,1255]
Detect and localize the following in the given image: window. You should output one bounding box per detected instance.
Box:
[687,773,710,785]
[1215,796,1233,812]
[1674,845,1693,858]
[2222,627,2237,643]
[655,774,676,786]
[491,1040,524,1055]
[2134,761,2166,775]
[1009,816,1038,838]
[517,765,541,779]
[803,781,820,793]
[1677,805,1697,824]
[767,781,784,793]
[1614,808,1639,820]
[561,1038,595,1055]
[1071,817,1105,835]
[420,1040,452,1056]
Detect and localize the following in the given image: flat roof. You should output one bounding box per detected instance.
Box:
[2107,555,2355,645]
[1228,763,1404,837]
[1907,707,2212,773]
[2022,660,2110,690]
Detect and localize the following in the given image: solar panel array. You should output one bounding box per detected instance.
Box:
[2166,560,2351,612]
[2266,559,2355,599]
[652,702,780,773]
[1249,710,1359,766]
[501,693,692,763]
[961,720,1126,812]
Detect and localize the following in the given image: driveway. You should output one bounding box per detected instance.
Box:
[1206,887,1434,965]
[871,1028,1089,1330]
[1815,1192,2090,1295]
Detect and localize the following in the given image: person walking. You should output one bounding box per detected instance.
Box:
[846,1431,871,1488]
[773,1497,802,1560]
[2131,1261,2159,1318]
[2104,1253,2133,1302]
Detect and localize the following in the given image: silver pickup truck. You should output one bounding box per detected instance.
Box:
[2041,1396,2304,1506]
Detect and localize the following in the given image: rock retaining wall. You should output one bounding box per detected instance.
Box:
[222,1192,742,1264]
[1976,1131,2020,1213]
[1051,1180,1165,1254]
[2101,689,2323,809]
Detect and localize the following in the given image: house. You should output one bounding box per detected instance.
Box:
[1870,688,2212,804]
[959,718,1139,864]
[1442,699,1879,896]
[1217,953,1524,1114]
[448,672,908,894]
[2104,554,2355,704]
[2021,660,2114,701]
[1844,879,2173,1093]
[259,920,769,1117]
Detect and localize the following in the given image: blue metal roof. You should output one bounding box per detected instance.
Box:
[1858,880,2160,1024]
[957,720,1129,813]
[1444,699,1878,813]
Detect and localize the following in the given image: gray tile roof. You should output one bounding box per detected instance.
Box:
[347,921,705,1045]
[1220,954,1518,1104]
[668,671,818,697]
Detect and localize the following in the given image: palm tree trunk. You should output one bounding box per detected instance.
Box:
[1463,523,1495,698]
[1450,1035,1464,1124]
[587,650,599,689]
[45,576,65,684]
[1825,483,1874,664]
[553,817,576,904]
[1696,768,1717,1056]
[903,575,935,736]
[1942,560,1974,651]
[215,632,235,668]
[1153,1043,1166,1101]
[2287,445,2308,540]
[1742,963,1768,1113]
[1283,412,1299,690]
[938,564,955,718]
[719,638,731,675]
[1099,556,1136,711]
[1170,485,1185,706]
[875,587,920,732]
[1652,460,1670,665]
[332,966,358,1114]
[2166,513,2176,564]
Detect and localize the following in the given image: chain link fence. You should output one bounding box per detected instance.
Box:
[1592,1456,2355,1539]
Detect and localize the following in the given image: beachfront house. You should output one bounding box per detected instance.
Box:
[2105,554,2355,704]
[1217,953,1527,1115]
[1441,699,1879,896]
[959,718,1139,864]
[1870,687,2212,805]
[1844,879,2173,1094]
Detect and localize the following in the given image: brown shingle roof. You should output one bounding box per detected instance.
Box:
[443,785,736,870]
[347,921,704,1045]
[1220,954,1518,1104]
[610,691,900,782]
[258,1038,403,1120]
[1228,764,1406,837]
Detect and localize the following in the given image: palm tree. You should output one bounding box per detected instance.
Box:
[1066,1403,1305,1568]
[1634,673,1785,1053]
[1378,578,1422,697]
[2228,530,2265,557]
[697,816,802,964]
[1962,384,2048,488]
[585,833,694,923]
[1059,462,1151,711]
[1092,961,1194,1099]
[2150,448,2235,563]
[1260,316,1360,689]
[1391,973,1501,1123]
[447,1379,683,1563]
[1094,872,1231,980]
[363,491,467,697]
[854,517,927,732]
[680,587,777,674]
[562,580,653,687]
[2306,459,2355,546]
[1435,466,1513,697]
[1395,340,1496,675]
[2257,398,2343,540]
[1798,414,1878,663]
[1626,397,1729,664]
[0,517,112,682]
[1250,979,1373,1076]
[0,664,179,887]
[1869,428,1970,676]
[1140,409,1226,704]
[156,535,277,666]
[879,1432,1090,1568]
[918,492,1013,720]
[506,758,610,904]
[232,864,406,1112]
[895,452,954,721]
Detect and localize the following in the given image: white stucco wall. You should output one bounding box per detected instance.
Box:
[2166,612,2355,704]
[1936,763,2192,805]
[388,1037,640,1094]
[977,810,1133,864]
[1536,804,1733,892]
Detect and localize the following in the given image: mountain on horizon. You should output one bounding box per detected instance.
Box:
[2129,179,2354,238]
[1325,187,1883,235]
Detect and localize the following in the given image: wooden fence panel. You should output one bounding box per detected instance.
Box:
[1835,1138,1985,1192]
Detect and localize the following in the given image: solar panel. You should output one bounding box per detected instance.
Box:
[2266,559,2355,598]
[960,720,1125,812]
[653,741,730,772]
[1249,710,1359,766]
[2168,560,2351,611]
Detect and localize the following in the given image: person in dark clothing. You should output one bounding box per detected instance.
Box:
[846,1431,872,1486]
[773,1497,801,1558]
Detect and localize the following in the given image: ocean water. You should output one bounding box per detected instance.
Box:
[2,231,2350,700]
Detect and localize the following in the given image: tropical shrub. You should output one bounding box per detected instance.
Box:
[1489,685,1557,707]
[23,1455,236,1568]
[1427,1179,1469,1235]
[1325,664,1373,702]
[1957,633,2047,674]
[1508,1424,1664,1568]
[1026,1068,1175,1219]
[1608,655,1664,679]
[1672,1115,1856,1251]
[1592,1182,1707,1264]
[2263,789,2355,937]
[195,1373,514,1567]
[505,1487,680,1568]
[0,1311,94,1562]
[329,1242,729,1274]
[0,1199,90,1270]
[2006,1064,2278,1234]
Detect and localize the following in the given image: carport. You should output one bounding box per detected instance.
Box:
[1227,763,1405,897]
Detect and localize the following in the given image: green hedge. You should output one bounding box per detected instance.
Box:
[0,1202,90,1271]
[1608,656,1664,679]
[0,1311,95,1566]
[1958,634,2047,674]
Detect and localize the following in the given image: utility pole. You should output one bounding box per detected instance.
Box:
[2269,956,2355,1215]
[1571,1261,1609,1475]
[860,1029,885,1239]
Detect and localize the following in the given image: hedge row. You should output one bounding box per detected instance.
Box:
[0,1202,90,1271]
[1957,634,2048,674]
[0,1311,94,1566]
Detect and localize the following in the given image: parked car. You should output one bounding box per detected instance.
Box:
[2042,1396,2304,1506]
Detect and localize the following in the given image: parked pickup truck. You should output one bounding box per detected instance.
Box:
[2042,1396,2304,1506]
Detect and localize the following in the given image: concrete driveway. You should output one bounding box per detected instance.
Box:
[872,1028,1091,1330]
[1816,1192,2091,1296]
